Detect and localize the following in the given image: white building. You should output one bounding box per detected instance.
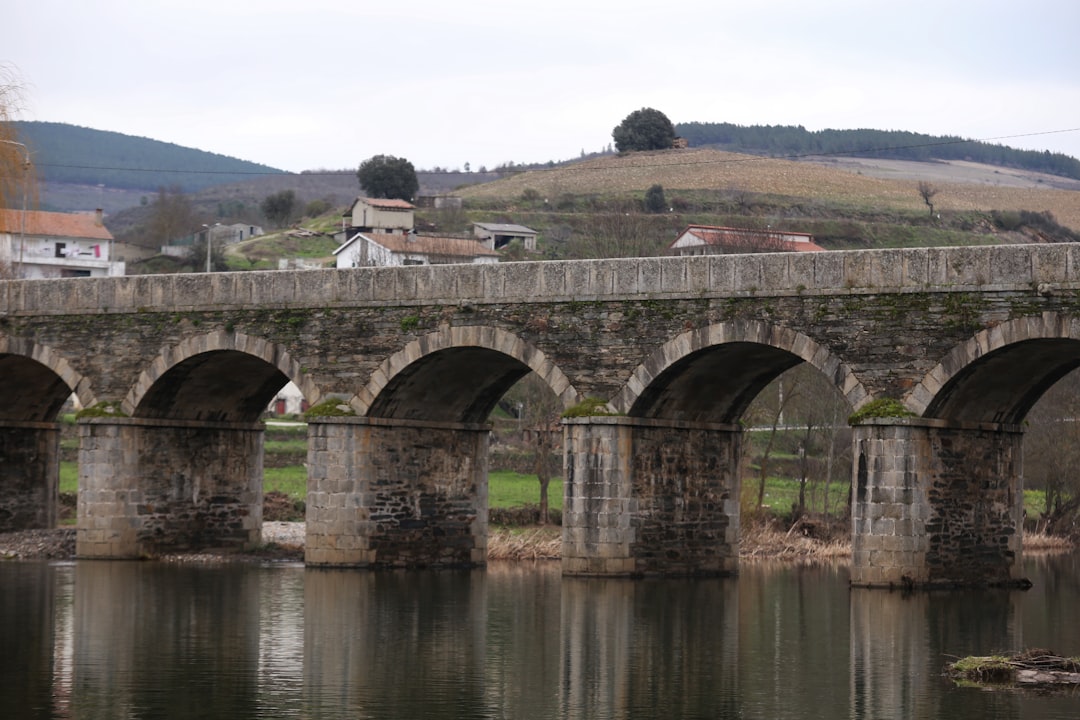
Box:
[334,232,499,268]
[342,197,416,235]
[473,222,538,251]
[0,208,124,278]
[668,224,825,256]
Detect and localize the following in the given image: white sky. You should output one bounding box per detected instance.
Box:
[7,0,1080,173]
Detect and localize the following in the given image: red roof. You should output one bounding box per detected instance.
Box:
[670,225,824,253]
[0,209,114,241]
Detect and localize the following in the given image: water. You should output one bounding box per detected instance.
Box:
[1,555,1078,719]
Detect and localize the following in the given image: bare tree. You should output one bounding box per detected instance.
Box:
[567,212,673,259]
[1024,369,1080,534]
[917,181,940,217]
[146,186,197,249]
[1,64,36,218]
[501,372,562,524]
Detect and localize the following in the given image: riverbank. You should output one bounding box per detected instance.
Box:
[1,521,1073,563]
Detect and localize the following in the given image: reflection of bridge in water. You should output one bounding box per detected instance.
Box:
[3,243,1080,586]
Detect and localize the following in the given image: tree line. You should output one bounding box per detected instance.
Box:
[676,122,1080,180]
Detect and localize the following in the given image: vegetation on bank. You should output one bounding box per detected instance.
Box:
[946,650,1080,688]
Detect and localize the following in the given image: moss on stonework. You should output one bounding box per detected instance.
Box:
[561,397,620,418]
[75,401,128,419]
[303,399,357,418]
[848,398,916,425]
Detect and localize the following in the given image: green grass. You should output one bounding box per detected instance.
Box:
[58,463,562,509]
[54,461,1050,521]
[488,471,562,510]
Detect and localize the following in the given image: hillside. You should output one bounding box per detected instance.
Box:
[456,148,1080,232]
[675,122,1080,181]
[13,121,284,194]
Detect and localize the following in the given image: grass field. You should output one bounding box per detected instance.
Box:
[58,464,563,511]
[58,463,1050,521]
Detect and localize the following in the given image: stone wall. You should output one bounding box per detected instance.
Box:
[563,417,741,577]
[77,419,263,557]
[851,420,1023,587]
[0,421,59,530]
[306,417,489,568]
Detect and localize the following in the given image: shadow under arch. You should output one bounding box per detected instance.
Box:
[356,325,578,423]
[0,335,94,421]
[123,330,320,422]
[908,313,1080,424]
[609,319,868,423]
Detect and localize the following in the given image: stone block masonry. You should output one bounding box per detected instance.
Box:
[5,244,1078,584]
[0,421,59,530]
[76,418,263,558]
[306,417,489,568]
[563,417,741,577]
[851,419,1024,588]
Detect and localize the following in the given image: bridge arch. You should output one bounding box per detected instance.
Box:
[0,335,95,420]
[123,330,320,422]
[908,312,1080,424]
[610,319,868,423]
[355,325,578,423]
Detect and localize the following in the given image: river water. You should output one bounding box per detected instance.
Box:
[1,554,1078,719]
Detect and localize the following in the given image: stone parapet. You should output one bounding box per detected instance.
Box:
[5,243,1080,317]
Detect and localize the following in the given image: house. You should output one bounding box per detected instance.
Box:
[342,197,415,236]
[334,231,499,268]
[0,208,124,278]
[668,224,825,256]
[473,222,538,251]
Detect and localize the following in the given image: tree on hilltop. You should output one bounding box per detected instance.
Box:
[612,108,676,153]
[357,154,418,201]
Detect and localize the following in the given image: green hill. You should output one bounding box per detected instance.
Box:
[12,121,284,192]
[675,122,1080,181]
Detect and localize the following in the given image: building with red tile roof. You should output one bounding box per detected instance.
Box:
[0,208,124,278]
[668,224,825,256]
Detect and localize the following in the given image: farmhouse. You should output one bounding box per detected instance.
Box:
[334,231,499,268]
[668,224,825,256]
[473,222,538,251]
[343,197,416,235]
[0,208,124,278]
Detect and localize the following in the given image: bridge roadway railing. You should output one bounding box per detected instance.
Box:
[3,243,1080,317]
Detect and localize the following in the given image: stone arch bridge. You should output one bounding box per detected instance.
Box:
[3,243,1079,586]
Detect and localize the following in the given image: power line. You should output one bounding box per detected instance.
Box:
[17,126,1080,179]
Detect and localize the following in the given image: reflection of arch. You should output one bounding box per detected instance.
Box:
[356,325,577,423]
[124,331,319,422]
[908,313,1080,424]
[0,336,94,421]
[610,319,867,423]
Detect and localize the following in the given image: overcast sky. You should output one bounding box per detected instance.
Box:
[7,0,1079,173]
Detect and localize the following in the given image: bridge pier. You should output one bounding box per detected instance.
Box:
[305,417,489,568]
[0,420,60,530]
[851,419,1025,588]
[76,418,264,558]
[562,417,741,577]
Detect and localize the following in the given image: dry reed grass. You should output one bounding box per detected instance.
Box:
[487,526,561,561]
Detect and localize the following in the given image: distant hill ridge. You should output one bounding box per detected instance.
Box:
[13,121,285,192]
[676,122,1080,181]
